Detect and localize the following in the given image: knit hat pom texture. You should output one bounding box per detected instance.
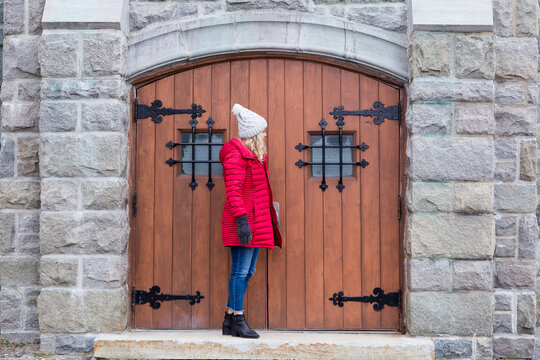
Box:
[231,103,267,138]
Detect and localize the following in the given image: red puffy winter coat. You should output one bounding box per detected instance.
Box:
[219,137,282,249]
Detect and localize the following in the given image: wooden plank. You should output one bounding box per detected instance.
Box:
[133,82,156,328]
[378,83,400,329]
[267,58,287,329]
[359,76,381,329]
[172,70,194,328]
[321,64,343,329]
[284,59,305,329]
[245,58,268,329]
[340,69,363,329]
[190,66,212,328]
[128,86,137,330]
[209,61,231,328]
[303,61,325,329]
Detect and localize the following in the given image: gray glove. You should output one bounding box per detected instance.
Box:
[235,215,252,245]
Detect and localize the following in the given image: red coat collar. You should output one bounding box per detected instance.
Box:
[229,137,268,163]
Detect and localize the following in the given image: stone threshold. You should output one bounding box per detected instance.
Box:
[93,330,434,359]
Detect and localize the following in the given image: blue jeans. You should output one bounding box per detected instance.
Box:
[226,246,261,312]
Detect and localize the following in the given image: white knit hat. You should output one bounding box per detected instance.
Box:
[231,103,267,138]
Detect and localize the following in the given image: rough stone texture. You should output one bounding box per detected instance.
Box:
[41,179,78,210]
[454,35,494,79]
[495,237,516,257]
[455,103,494,135]
[41,79,128,100]
[39,133,128,177]
[452,260,492,290]
[348,4,406,32]
[526,84,538,104]
[520,140,537,181]
[408,292,493,336]
[406,214,494,259]
[83,287,129,332]
[494,292,512,311]
[495,161,516,182]
[493,336,534,358]
[408,258,450,291]
[0,288,22,329]
[18,81,40,101]
[40,211,130,255]
[495,106,536,136]
[82,179,129,210]
[0,256,39,286]
[495,184,537,212]
[0,212,16,254]
[495,38,538,81]
[28,0,46,35]
[83,256,128,288]
[495,216,517,236]
[83,32,126,77]
[495,260,536,289]
[493,0,513,36]
[40,256,78,286]
[495,139,517,159]
[518,215,538,259]
[517,293,536,334]
[495,84,524,104]
[18,212,39,234]
[37,289,85,332]
[475,338,492,359]
[39,101,78,132]
[406,181,452,212]
[130,2,196,32]
[408,33,450,78]
[408,102,452,135]
[40,335,55,354]
[81,101,128,132]
[56,335,95,355]
[4,0,24,34]
[0,136,15,178]
[0,180,41,209]
[433,338,472,358]
[452,183,493,213]
[3,36,40,80]
[18,234,40,255]
[515,0,538,37]
[409,79,493,102]
[409,137,493,181]
[226,0,309,11]
[493,313,512,333]
[38,34,79,78]
[16,136,39,177]
[2,102,39,132]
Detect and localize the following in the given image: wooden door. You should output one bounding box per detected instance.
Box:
[131,58,401,330]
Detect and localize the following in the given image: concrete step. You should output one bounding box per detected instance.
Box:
[93,330,434,359]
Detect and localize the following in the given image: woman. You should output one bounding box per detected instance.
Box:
[219,103,282,339]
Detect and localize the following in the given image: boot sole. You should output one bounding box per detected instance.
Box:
[231,328,260,338]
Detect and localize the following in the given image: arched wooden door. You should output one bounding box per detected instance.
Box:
[131,58,402,330]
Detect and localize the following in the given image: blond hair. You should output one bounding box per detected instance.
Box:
[241,131,267,163]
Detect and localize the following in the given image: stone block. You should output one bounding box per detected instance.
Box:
[25,307,39,330]
[203,3,223,15]
[408,102,452,135]
[40,211,129,255]
[495,237,515,257]
[0,331,40,344]
[495,84,524,105]
[3,36,40,79]
[408,258,450,291]
[39,101,78,132]
[0,181,40,209]
[41,79,128,100]
[83,287,129,332]
[495,161,516,182]
[38,34,79,77]
[475,338,492,359]
[18,234,40,254]
[40,133,128,177]
[129,2,185,32]
[37,289,85,332]
[83,32,126,77]
[1,80,17,102]
[18,213,39,234]
[515,0,538,37]
[39,334,55,354]
[493,336,534,358]
[493,313,512,333]
[81,100,128,132]
[517,293,536,334]
[452,183,493,213]
[495,139,517,159]
[82,178,129,210]
[406,181,452,212]
[0,212,16,254]
[454,35,494,79]
[56,335,95,355]
[18,80,41,101]
[4,0,25,34]
[409,79,493,102]
[495,259,536,289]
[493,0,513,36]
[41,179,78,211]
[348,4,406,32]
[494,292,512,311]
[83,255,128,288]
[526,84,538,104]
[520,140,537,181]
[28,0,46,34]
[0,256,39,286]
[0,288,22,329]
[495,106,536,136]
[406,214,494,259]
[495,38,538,81]
[496,216,516,236]
[454,103,494,135]
[452,260,492,290]
[16,136,40,177]
[408,292,493,336]
[2,102,39,132]
[495,184,537,213]
[408,33,450,78]
[40,256,78,286]
[409,137,493,181]
[24,288,40,307]
[226,0,308,11]
[0,136,15,178]
[518,215,538,259]
[433,338,472,358]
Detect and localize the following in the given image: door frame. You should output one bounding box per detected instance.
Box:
[126,53,408,332]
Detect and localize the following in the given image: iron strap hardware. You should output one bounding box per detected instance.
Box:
[132,285,204,310]
[295,118,369,192]
[136,100,206,124]
[329,101,399,125]
[165,116,220,190]
[329,288,400,311]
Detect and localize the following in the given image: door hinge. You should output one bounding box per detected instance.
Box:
[133,97,138,123]
[398,194,402,220]
[132,191,137,217]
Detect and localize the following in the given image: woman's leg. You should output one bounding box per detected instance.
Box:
[226,246,256,314]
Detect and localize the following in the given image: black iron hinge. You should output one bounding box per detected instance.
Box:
[132,285,204,310]
[398,194,401,220]
[132,191,137,217]
[134,98,138,123]
[329,287,400,311]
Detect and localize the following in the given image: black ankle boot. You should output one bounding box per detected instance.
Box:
[222,311,233,335]
[231,313,260,338]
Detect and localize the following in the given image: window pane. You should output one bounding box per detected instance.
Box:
[180,132,223,175]
[310,134,354,177]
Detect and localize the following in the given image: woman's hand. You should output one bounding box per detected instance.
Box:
[235,215,252,245]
